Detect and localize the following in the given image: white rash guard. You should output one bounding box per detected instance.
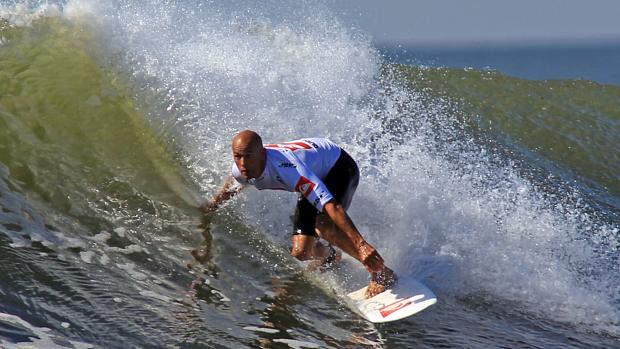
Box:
[232,138,342,211]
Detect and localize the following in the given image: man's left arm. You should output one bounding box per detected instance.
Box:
[200,176,244,213]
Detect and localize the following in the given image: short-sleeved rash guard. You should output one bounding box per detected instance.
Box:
[231,138,341,211]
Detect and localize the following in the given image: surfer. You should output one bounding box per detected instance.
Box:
[201,130,396,298]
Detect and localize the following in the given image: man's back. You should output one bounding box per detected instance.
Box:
[263,138,341,179]
[231,138,342,211]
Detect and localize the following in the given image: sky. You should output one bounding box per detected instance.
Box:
[324,0,620,46]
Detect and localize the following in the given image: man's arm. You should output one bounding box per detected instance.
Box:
[200,176,243,213]
[322,201,385,273]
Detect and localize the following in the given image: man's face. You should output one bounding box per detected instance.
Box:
[232,141,263,179]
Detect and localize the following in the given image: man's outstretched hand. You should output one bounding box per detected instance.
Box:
[199,201,217,214]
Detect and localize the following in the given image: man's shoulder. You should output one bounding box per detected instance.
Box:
[265,147,298,167]
[302,137,334,144]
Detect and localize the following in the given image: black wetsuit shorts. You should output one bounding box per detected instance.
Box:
[293,149,359,236]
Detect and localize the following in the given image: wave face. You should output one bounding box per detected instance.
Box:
[0,1,619,348]
[400,66,620,207]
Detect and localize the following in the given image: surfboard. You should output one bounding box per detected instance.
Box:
[347,276,437,323]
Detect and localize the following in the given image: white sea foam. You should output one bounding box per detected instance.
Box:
[273,338,321,349]
[116,262,149,281]
[0,3,62,27]
[243,325,280,334]
[90,231,112,242]
[113,227,126,237]
[139,290,172,303]
[105,244,148,255]
[79,250,95,263]
[0,312,94,348]
[99,253,110,265]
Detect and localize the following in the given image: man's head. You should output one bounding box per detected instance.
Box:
[232,130,266,179]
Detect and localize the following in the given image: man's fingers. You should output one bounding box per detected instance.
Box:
[369,250,384,264]
[199,201,217,214]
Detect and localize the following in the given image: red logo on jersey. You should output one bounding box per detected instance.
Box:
[295,176,316,198]
[265,141,312,151]
[379,298,413,318]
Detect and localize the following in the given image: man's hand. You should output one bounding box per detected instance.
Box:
[201,176,243,214]
[199,201,217,214]
[357,242,385,273]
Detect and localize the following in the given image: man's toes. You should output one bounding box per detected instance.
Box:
[364,281,386,299]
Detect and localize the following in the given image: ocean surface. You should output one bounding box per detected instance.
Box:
[1,1,619,348]
[379,43,620,87]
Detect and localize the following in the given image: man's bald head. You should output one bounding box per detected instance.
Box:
[232,130,263,150]
[231,130,266,179]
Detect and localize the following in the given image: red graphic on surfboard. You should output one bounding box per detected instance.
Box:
[295,176,316,198]
[347,275,437,323]
[379,298,413,318]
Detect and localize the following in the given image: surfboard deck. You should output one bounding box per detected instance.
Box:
[347,276,436,323]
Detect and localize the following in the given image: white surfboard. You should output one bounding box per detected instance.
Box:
[347,276,437,323]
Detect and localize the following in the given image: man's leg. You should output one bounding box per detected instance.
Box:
[315,149,361,262]
[292,192,330,263]
[290,234,329,261]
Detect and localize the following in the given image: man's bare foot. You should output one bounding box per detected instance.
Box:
[364,267,397,299]
[319,245,342,272]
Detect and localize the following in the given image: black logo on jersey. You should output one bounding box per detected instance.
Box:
[278,162,296,168]
[307,140,319,148]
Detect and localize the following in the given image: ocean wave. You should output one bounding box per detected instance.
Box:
[0,0,619,345]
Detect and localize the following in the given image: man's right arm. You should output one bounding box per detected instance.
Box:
[200,176,243,213]
[322,201,385,273]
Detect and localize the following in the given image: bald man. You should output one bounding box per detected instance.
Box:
[202,130,396,298]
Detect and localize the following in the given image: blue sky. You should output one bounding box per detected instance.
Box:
[325,0,620,46]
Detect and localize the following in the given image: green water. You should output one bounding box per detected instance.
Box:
[0,19,214,347]
[399,66,620,199]
[0,18,196,225]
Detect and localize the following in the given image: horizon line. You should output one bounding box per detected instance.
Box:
[373,36,620,50]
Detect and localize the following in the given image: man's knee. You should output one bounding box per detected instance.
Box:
[316,214,329,227]
[291,235,316,261]
[291,246,311,260]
